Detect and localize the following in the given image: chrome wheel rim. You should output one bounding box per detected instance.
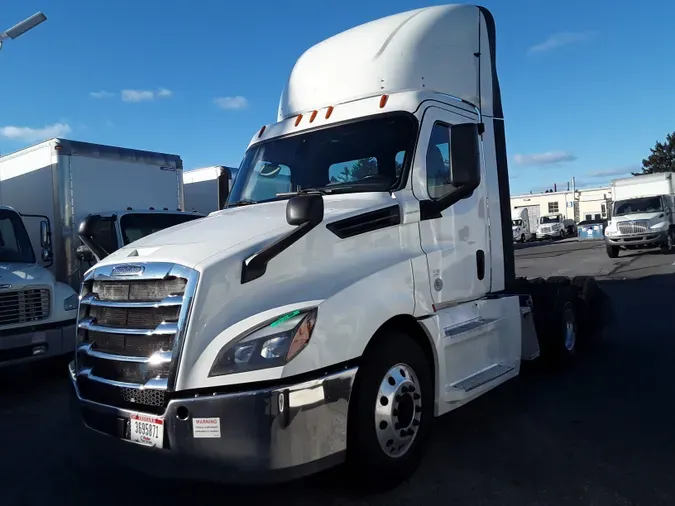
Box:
[374,363,422,458]
[563,302,577,351]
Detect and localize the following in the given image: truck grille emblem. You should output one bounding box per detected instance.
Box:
[111,265,145,276]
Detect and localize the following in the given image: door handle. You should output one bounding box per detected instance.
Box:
[476,250,485,281]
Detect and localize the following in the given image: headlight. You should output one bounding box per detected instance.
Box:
[209,308,317,377]
[64,294,79,311]
[650,221,668,230]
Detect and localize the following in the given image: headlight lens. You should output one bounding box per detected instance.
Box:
[209,308,317,377]
[650,221,668,230]
[64,294,79,311]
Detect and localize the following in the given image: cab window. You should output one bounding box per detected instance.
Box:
[426,123,453,199]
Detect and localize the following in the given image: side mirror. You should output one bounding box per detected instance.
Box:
[449,123,482,188]
[76,244,95,262]
[217,166,232,210]
[41,248,53,263]
[40,220,51,248]
[286,194,324,226]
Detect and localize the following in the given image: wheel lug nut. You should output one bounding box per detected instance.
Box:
[409,386,416,393]
[415,406,422,413]
[413,393,421,400]
[401,386,408,394]
[412,419,420,427]
[407,428,415,436]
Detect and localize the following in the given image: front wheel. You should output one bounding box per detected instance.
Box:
[346,332,433,491]
[606,244,619,258]
[520,234,526,243]
[660,229,675,254]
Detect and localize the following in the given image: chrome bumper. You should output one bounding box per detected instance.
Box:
[69,361,358,483]
[0,321,76,368]
[605,230,667,247]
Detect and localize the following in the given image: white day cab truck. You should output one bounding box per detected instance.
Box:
[535,213,568,240]
[68,4,608,490]
[0,138,205,292]
[604,172,675,258]
[511,207,533,242]
[0,205,78,367]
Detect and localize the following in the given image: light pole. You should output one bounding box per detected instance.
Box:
[0,12,47,52]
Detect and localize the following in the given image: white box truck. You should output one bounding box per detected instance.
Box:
[183,165,238,214]
[0,138,204,291]
[511,207,533,242]
[68,4,606,490]
[604,172,675,257]
[0,205,78,367]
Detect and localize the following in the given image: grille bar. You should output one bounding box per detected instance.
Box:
[78,317,178,336]
[80,368,168,390]
[80,293,184,308]
[80,343,172,364]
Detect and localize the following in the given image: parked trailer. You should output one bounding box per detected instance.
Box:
[183,165,238,214]
[0,138,188,290]
[69,4,606,490]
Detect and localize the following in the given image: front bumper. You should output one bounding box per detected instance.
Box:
[0,320,76,367]
[69,361,358,483]
[536,231,561,239]
[605,230,667,247]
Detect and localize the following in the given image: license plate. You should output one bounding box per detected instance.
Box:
[129,413,164,448]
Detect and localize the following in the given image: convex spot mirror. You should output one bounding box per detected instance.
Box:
[286,194,324,226]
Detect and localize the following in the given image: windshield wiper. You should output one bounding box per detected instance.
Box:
[226,199,258,208]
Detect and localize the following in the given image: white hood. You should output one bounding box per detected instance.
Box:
[611,211,664,224]
[0,262,56,290]
[95,193,399,270]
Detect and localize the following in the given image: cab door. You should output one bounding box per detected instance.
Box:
[412,106,491,305]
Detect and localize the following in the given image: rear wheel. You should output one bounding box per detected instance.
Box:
[346,331,433,491]
[606,244,619,258]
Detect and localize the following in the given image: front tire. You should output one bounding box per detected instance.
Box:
[606,244,619,258]
[520,234,526,243]
[346,331,433,491]
[660,229,675,254]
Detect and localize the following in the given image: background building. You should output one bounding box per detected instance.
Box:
[510,186,612,224]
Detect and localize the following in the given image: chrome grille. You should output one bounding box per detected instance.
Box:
[540,226,551,233]
[0,288,50,326]
[74,262,198,414]
[617,220,649,235]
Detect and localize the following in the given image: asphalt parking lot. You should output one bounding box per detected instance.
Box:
[2,238,674,506]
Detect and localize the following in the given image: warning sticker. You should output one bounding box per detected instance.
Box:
[192,417,221,438]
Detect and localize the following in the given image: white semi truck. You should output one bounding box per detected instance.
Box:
[604,172,675,258]
[511,207,533,242]
[0,138,204,291]
[68,4,605,489]
[0,205,78,367]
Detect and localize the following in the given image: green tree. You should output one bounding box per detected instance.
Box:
[633,131,675,175]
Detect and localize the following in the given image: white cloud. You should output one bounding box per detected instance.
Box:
[513,151,577,166]
[528,31,596,54]
[0,123,71,142]
[121,89,156,102]
[585,166,638,178]
[156,88,173,98]
[214,96,248,110]
[89,90,116,99]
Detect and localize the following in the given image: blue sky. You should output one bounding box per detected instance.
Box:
[1,0,674,195]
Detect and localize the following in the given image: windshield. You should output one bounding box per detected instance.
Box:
[512,220,522,227]
[228,114,417,204]
[540,216,560,224]
[613,196,663,216]
[0,209,36,263]
[120,213,204,245]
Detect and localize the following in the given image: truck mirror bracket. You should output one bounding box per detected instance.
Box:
[241,194,324,284]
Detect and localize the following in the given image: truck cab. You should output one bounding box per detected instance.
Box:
[0,205,78,367]
[77,208,206,264]
[536,213,566,240]
[68,4,598,490]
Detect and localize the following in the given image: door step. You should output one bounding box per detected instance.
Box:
[443,317,502,343]
[445,363,515,402]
